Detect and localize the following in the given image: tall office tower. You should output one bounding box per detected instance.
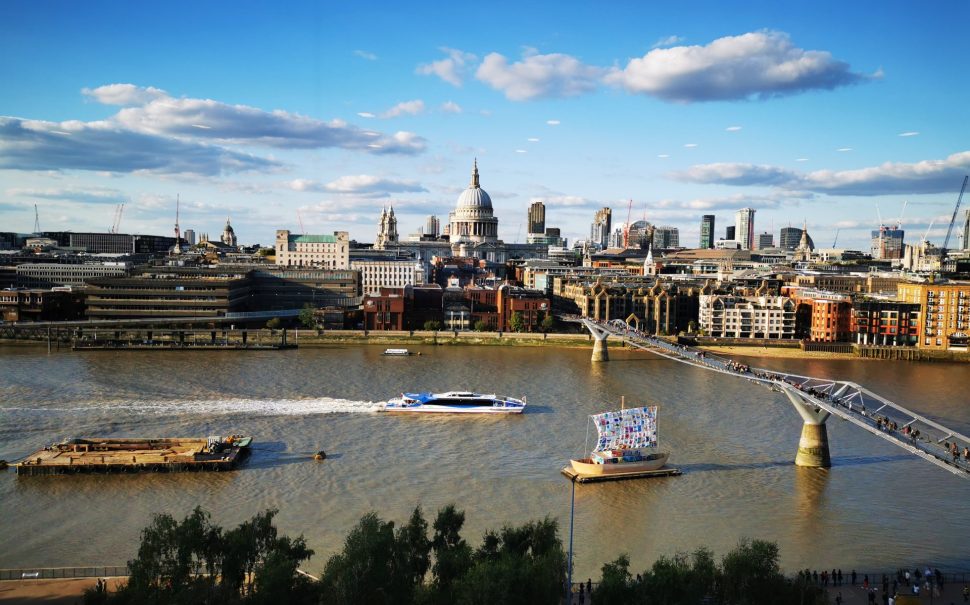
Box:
[183,229,196,246]
[590,207,612,249]
[725,226,736,240]
[757,232,774,249]
[653,226,680,249]
[527,201,546,235]
[699,215,715,249]
[424,215,440,238]
[780,226,802,250]
[871,226,905,260]
[735,208,756,250]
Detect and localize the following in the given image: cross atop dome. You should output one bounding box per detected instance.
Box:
[470,158,480,189]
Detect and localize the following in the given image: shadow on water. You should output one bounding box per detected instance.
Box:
[523,405,555,415]
[679,453,912,474]
[245,441,342,468]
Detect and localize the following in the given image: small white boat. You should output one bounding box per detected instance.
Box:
[383,348,412,356]
[569,405,669,478]
[384,391,526,414]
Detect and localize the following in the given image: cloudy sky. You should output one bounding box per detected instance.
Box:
[2,1,969,250]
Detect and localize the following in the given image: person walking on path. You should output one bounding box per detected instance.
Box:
[853,570,858,586]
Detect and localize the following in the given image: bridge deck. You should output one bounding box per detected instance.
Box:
[582,319,970,479]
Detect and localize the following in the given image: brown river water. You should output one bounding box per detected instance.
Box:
[1,343,968,578]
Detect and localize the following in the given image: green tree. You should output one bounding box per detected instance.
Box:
[591,554,636,604]
[473,320,488,332]
[454,518,565,605]
[540,314,556,333]
[508,312,524,333]
[423,320,442,331]
[266,317,282,330]
[429,505,472,604]
[319,512,398,605]
[298,304,317,329]
[688,320,697,333]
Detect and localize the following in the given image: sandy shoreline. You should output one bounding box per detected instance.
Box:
[696,345,860,360]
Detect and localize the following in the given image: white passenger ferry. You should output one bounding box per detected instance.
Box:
[384,391,526,414]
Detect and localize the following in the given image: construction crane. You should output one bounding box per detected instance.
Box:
[622,199,634,248]
[109,203,125,234]
[942,175,968,256]
[33,204,40,234]
[297,210,307,236]
[832,228,840,248]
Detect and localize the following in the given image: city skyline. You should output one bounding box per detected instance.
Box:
[2,1,969,250]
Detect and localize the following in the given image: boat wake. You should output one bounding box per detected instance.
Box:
[4,397,384,417]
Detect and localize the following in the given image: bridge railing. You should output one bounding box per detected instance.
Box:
[0,566,129,580]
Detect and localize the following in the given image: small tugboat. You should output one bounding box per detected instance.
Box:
[564,402,676,482]
[384,391,526,414]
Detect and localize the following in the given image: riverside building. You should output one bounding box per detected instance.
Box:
[698,294,796,339]
[275,230,350,269]
[898,280,970,349]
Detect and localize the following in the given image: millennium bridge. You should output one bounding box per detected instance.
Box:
[581,318,970,479]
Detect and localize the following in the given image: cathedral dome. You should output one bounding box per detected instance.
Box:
[456,159,492,210]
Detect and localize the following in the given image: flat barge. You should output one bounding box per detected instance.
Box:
[560,466,681,483]
[14,436,252,476]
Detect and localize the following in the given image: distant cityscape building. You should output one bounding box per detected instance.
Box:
[424,215,440,238]
[590,208,612,249]
[898,281,970,350]
[725,226,736,240]
[351,259,426,296]
[184,229,197,246]
[871,226,905,260]
[627,220,653,249]
[275,230,350,268]
[735,208,756,250]
[16,263,131,288]
[699,294,795,339]
[699,215,715,249]
[652,226,680,249]
[780,227,802,250]
[375,207,399,249]
[220,218,237,247]
[757,232,774,249]
[527,201,546,235]
[449,160,498,244]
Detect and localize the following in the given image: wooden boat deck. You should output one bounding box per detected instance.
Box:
[561,466,682,483]
[14,437,251,476]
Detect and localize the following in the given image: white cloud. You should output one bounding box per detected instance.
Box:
[515,149,527,153]
[652,35,684,49]
[726,125,742,132]
[657,154,670,158]
[289,175,427,197]
[684,143,698,148]
[440,101,462,113]
[7,186,127,205]
[354,50,378,61]
[92,85,427,154]
[476,49,605,101]
[796,158,810,162]
[837,147,853,152]
[357,112,376,118]
[606,30,871,102]
[380,100,425,119]
[898,131,920,137]
[82,83,168,106]
[546,119,560,126]
[527,138,540,142]
[416,48,477,86]
[675,151,970,196]
[0,116,277,175]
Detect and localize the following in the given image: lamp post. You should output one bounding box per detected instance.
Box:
[565,476,576,604]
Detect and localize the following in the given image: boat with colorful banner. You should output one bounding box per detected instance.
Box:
[384,391,526,414]
[567,404,670,479]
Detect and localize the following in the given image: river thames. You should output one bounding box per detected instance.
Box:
[1,343,968,578]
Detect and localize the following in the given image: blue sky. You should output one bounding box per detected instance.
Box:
[2,0,969,250]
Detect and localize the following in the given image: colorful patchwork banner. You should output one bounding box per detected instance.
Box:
[592,406,657,452]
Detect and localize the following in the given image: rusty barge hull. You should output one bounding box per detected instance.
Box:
[14,437,251,476]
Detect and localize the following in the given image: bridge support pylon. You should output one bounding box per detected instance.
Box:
[783,388,831,468]
[583,321,610,362]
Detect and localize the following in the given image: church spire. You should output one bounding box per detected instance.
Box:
[470,158,479,188]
